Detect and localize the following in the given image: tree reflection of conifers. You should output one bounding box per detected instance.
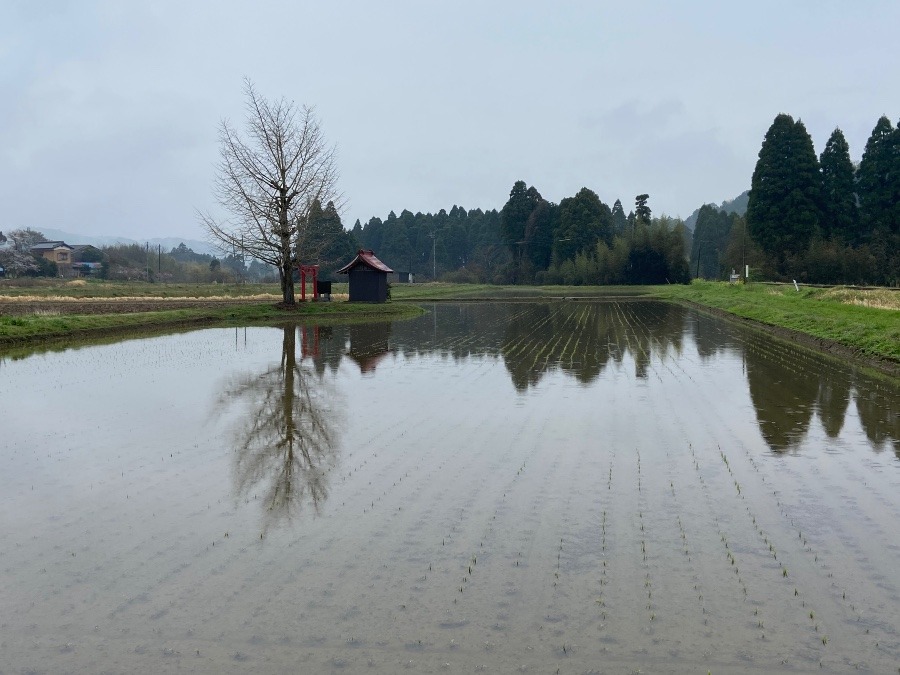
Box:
[741,330,898,455]
[220,326,342,531]
[500,300,687,390]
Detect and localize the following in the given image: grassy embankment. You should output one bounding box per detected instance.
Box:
[654,281,900,364]
[0,279,418,346]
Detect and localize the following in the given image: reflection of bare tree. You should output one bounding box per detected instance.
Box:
[219,325,342,531]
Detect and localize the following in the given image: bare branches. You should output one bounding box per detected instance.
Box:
[201,80,341,304]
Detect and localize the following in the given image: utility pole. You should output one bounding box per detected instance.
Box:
[430,232,436,280]
[742,219,747,280]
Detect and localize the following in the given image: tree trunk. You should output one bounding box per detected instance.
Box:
[279,206,295,305]
[280,256,295,304]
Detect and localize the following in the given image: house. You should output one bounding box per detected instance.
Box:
[30,241,74,266]
[70,244,102,262]
[27,241,105,277]
[72,262,103,277]
[337,249,393,303]
[70,245,104,277]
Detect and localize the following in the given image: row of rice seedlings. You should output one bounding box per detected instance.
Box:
[596,507,609,620]
[617,301,685,383]
[736,451,897,663]
[497,307,562,362]
[830,455,900,538]
[353,392,544,651]
[354,376,510,551]
[714,443,856,668]
[451,441,543,603]
[546,436,591,662]
[607,301,641,366]
[632,451,659,626]
[686,445,764,636]
[673,352,887,670]
[529,303,605,377]
[551,303,592,372]
[677,378,818,629]
[440,412,558,623]
[734,444,876,630]
[595,452,616,625]
[665,466,711,625]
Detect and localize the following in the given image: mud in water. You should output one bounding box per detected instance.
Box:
[1,300,898,673]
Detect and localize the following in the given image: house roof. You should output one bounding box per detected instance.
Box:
[337,249,393,274]
[30,241,73,251]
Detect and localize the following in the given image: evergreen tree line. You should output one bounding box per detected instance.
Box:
[500,183,690,285]
[352,206,510,283]
[354,113,898,287]
[745,113,899,285]
[353,186,690,285]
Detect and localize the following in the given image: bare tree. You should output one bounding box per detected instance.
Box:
[201,80,341,304]
[218,326,342,533]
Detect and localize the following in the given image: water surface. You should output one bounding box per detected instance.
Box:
[1,301,898,673]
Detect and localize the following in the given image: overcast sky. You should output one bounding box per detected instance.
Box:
[2,1,898,242]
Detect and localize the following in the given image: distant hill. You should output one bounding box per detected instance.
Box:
[36,228,220,256]
[684,190,749,230]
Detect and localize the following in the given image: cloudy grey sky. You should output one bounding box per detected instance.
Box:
[2,1,898,241]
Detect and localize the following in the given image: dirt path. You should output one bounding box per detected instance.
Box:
[0,297,275,315]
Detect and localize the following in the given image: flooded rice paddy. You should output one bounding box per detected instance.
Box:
[1,300,899,674]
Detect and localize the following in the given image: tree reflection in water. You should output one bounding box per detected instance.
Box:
[219,325,342,531]
[499,300,686,389]
[722,325,897,455]
[210,303,897,507]
[855,382,900,458]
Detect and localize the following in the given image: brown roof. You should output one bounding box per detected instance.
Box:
[337,249,393,274]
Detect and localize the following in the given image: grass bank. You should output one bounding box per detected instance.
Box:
[653,281,900,365]
[0,301,422,347]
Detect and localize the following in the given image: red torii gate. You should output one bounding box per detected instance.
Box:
[300,325,320,358]
[298,264,319,301]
